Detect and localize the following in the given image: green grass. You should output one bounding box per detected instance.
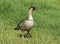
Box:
[0,0,60,44]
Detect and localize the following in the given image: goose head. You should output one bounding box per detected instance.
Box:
[29,6,36,11]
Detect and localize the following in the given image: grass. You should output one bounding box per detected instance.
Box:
[0,0,60,44]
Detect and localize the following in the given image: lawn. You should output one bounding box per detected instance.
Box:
[0,0,60,44]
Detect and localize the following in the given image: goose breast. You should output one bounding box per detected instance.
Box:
[24,20,34,29]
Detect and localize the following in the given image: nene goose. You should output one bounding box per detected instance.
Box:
[15,6,35,38]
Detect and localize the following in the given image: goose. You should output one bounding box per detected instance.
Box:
[15,6,35,38]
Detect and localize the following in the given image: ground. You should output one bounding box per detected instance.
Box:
[0,0,60,44]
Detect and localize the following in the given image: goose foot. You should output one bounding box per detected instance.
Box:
[24,34,32,38]
[20,34,24,38]
[20,34,32,38]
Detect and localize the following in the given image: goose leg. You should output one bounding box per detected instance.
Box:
[27,30,32,38]
[23,30,30,38]
[20,31,24,38]
[27,30,30,35]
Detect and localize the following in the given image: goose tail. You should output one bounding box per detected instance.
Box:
[14,27,19,30]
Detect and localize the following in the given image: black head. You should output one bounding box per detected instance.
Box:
[29,6,36,11]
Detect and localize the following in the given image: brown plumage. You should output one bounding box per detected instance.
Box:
[15,6,35,38]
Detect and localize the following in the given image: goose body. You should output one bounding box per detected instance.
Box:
[15,6,35,38]
[16,19,34,32]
